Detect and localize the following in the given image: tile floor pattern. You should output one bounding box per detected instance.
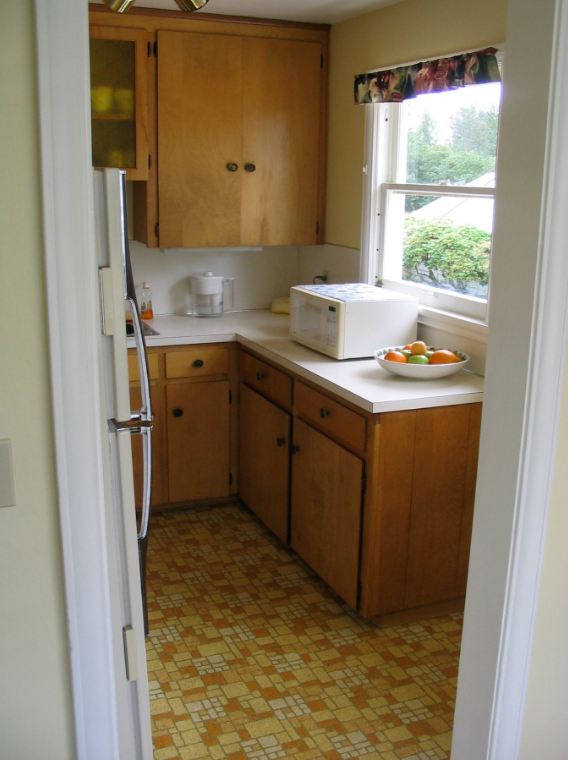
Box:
[145,505,463,760]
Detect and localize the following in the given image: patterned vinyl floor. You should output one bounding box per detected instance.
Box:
[145,505,462,760]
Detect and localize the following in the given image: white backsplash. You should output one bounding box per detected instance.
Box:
[130,242,361,315]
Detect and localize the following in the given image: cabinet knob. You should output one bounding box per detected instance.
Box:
[172,408,184,418]
[291,444,300,454]
[193,359,204,368]
[244,162,256,173]
[276,437,286,448]
[319,407,330,419]
[256,371,266,381]
[226,162,239,172]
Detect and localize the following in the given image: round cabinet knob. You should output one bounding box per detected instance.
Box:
[226,162,239,172]
[319,407,330,419]
[291,444,300,454]
[276,437,286,448]
[256,371,266,381]
[172,408,184,418]
[193,359,204,368]
[244,162,256,173]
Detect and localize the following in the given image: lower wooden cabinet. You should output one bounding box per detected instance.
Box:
[290,419,363,609]
[128,344,233,508]
[166,380,230,503]
[239,383,290,543]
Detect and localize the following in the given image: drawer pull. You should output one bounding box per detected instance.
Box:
[193,359,204,368]
[276,437,286,448]
[244,162,256,173]
[256,371,267,381]
[172,408,184,418]
[319,407,331,419]
[291,443,300,454]
[226,162,239,172]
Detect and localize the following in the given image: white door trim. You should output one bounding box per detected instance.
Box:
[452,0,568,757]
[34,1,568,759]
[34,2,150,758]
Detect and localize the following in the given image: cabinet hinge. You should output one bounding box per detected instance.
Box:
[229,389,232,404]
[148,154,152,170]
[320,53,324,68]
[154,222,159,239]
[147,41,151,57]
[153,40,158,56]
[316,220,320,236]
[229,471,233,486]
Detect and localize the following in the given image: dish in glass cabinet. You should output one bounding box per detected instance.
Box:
[375,346,470,379]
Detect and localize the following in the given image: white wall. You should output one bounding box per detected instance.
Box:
[0,2,75,757]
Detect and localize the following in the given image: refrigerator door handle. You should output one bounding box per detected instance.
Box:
[126,295,153,541]
[127,295,153,423]
[138,426,152,541]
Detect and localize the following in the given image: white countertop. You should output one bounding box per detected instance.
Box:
[131,311,484,414]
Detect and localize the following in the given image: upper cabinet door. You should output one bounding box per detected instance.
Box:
[157,31,243,249]
[89,26,149,181]
[241,37,322,247]
[156,30,324,248]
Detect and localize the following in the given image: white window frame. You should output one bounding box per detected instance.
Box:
[361,82,501,335]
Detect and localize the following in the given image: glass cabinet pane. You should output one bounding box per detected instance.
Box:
[89,27,148,180]
[90,38,137,170]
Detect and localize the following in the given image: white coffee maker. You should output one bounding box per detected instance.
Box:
[189,272,234,317]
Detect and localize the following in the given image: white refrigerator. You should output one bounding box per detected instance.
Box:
[93,167,153,758]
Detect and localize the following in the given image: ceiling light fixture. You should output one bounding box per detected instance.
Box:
[102,0,210,12]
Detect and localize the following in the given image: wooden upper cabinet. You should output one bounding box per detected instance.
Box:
[157,31,242,248]
[89,25,149,180]
[157,30,323,248]
[240,37,322,246]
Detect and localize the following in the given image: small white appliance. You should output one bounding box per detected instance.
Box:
[290,283,418,359]
[189,271,234,317]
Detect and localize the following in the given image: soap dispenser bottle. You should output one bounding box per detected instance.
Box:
[140,282,154,320]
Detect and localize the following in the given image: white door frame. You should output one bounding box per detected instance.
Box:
[34,1,568,758]
[34,2,152,758]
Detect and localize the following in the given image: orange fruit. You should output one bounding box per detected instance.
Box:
[410,340,428,355]
[384,350,407,363]
[429,349,460,364]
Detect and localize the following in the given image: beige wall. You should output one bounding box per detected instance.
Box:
[0,3,74,758]
[326,0,507,248]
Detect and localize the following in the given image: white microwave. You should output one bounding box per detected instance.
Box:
[290,283,418,359]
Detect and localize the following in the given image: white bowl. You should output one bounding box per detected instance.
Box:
[375,347,470,379]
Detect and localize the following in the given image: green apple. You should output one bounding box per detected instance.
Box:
[408,354,429,365]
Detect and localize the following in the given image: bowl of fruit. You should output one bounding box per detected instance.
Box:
[375,341,470,379]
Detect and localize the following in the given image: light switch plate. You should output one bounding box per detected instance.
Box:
[0,439,16,508]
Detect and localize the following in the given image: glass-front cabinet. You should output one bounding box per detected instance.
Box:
[89,26,148,180]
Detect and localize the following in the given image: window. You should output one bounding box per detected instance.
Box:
[362,76,502,324]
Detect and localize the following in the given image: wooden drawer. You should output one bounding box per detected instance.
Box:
[295,381,367,454]
[240,351,293,409]
[128,351,160,383]
[165,346,229,379]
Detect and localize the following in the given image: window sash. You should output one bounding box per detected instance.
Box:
[361,103,494,324]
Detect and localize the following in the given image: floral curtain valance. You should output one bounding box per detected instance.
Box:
[354,47,501,105]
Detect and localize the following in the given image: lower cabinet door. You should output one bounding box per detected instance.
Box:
[130,382,163,508]
[239,384,290,543]
[166,380,230,503]
[290,419,363,608]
